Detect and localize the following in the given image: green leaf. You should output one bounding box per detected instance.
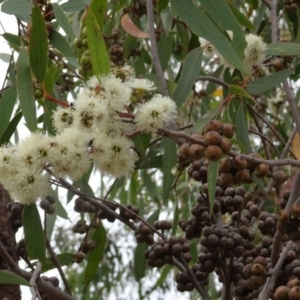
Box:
[266,42,300,56]
[194,104,221,132]
[245,70,293,95]
[229,85,255,102]
[173,48,203,107]
[49,31,74,57]
[42,253,74,272]
[157,33,172,70]
[236,101,252,153]
[85,1,110,76]
[55,198,69,220]
[134,243,148,281]
[16,45,37,132]
[1,33,28,49]
[158,0,169,11]
[171,198,179,236]
[199,0,247,58]
[141,171,159,199]
[0,270,30,286]
[0,85,17,140]
[29,6,48,82]
[208,161,218,214]
[162,138,176,204]
[0,111,22,146]
[60,0,86,12]
[84,223,107,289]
[1,0,33,22]
[228,2,255,30]
[52,3,76,41]
[23,204,46,263]
[171,0,249,74]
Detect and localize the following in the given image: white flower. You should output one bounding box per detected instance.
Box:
[200,38,216,57]
[111,64,135,81]
[92,133,138,177]
[48,128,92,180]
[52,106,74,133]
[0,145,17,186]
[3,167,50,205]
[127,78,156,92]
[135,94,177,133]
[244,34,267,67]
[15,133,52,171]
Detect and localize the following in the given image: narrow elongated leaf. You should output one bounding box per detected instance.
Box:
[49,31,74,57]
[84,223,106,288]
[171,0,249,74]
[246,70,293,95]
[29,6,48,82]
[42,253,74,272]
[23,204,46,263]
[162,138,176,204]
[171,198,179,236]
[173,48,203,107]
[236,101,252,153]
[208,161,218,214]
[229,85,255,101]
[2,33,28,48]
[0,111,22,146]
[52,3,76,41]
[133,208,159,280]
[228,2,255,30]
[85,2,110,76]
[199,0,246,58]
[1,0,33,22]
[0,270,30,286]
[60,0,86,12]
[266,42,300,56]
[0,85,17,140]
[16,45,37,132]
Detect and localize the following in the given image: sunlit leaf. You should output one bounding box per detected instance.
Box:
[23,204,46,263]
[173,48,203,107]
[0,85,17,140]
[199,0,247,58]
[208,161,218,214]
[229,85,255,102]
[16,45,37,132]
[84,223,107,289]
[121,14,149,38]
[245,70,293,95]
[29,6,48,82]
[0,270,30,286]
[162,138,176,204]
[85,1,110,76]
[171,0,249,74]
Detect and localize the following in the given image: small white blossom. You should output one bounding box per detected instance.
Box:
[135,95,177,133]
[92,133,138,177]
[244,34,267,67]
[200,38,216,57]
[111,64,135,81]
[48,128,92,180]
[15,133,52,171]
[0,145,17,186]
[127,78,156,92]
[52,106,74,133]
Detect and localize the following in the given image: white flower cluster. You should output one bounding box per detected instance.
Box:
[200,33,267,71]
[0,67,178,204]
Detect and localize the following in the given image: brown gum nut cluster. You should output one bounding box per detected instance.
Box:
[175,264,209,292]
[218,186,246,215]
[40,195,56,215]
[96,202,118,223]
[179,193,220,240]
[17,239,27,258]
[218,153,270,188]
[187,159,209,183]
[257,211,278,236]
[179,120,234,165]
[277,204,300,241]
[39,275,60,300]
[274,278,300,300]
[144,236,191,269]
[72,220,89,235]
[6,202,24,232]
[74,197,97,214]
[119,204,139,221]
[80,240,96,254]
[135,223,154,245]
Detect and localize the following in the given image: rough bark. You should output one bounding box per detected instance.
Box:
[0,184,21,300]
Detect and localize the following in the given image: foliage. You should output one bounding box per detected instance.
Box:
[1,0,300,300]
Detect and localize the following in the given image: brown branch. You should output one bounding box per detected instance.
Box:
[196,76,229,89]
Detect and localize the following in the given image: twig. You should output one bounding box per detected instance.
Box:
[282,80,300,137]
[146,0,169,97]
[30,262,42,300]
[259,240,292,300]
[196,76,229,89]
[270,0,279,43]
[261,0,271,9]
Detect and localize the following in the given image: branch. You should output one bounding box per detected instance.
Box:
[30,262,42,300]
[196,76,229,89]
[261,0,271,9]
[146,0,169,97]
